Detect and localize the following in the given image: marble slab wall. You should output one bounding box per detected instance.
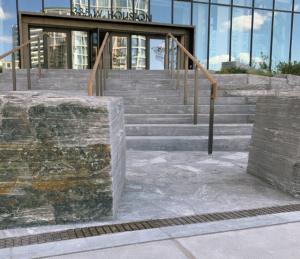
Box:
[247,96,300,198]
[0,92,126,229]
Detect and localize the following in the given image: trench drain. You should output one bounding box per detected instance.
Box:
[1,203,300,249]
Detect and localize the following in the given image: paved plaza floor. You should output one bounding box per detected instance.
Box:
[1,151,300,259]
[1,151,299,239]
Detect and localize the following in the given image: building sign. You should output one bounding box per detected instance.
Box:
[72,8,152,22]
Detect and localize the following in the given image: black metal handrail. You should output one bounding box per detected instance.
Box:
[165,33,218,154]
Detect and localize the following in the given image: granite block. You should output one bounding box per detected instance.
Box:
[247,96,300,198]
[0,92,126,229]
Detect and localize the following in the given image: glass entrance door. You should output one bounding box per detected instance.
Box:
[90,29,99,68]
[111,34,129,70]
[47,31,69,69]
[149,38,165,70]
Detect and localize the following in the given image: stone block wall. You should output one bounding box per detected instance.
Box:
[247,96,300,198]
[0,92,126,229]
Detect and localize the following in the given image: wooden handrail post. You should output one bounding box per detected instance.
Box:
[38,38,41,78]
[184,54,188,105]
[12,53,16,91]
[165,36,169,70]
[194,67,199,125]
[27,44,31,90]
[100,57,103,96]
[47,36,50,69]
[171,39,174,79]
[177,47,180,90]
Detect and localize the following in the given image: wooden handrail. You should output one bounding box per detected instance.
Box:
[0,32,50,60]
[167,33,217,99]
[88,32,109,96]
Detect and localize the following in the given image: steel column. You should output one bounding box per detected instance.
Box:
[165,36,169,70]
[27,44,31,90]
[12,53,16,91]
[194,67,198,125]
[184,54,188,105]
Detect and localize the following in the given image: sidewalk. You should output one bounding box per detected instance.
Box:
[2,211,300,259]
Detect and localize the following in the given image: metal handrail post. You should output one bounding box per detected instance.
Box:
[47,36,50,69]
[171,39,174,79]
[100,57,103,96]
[38,38,41,78]
[12,53,16,91]
[27,44,31,90]
[165,36,169,70]
[103,46,106,90]
[106,37,109,78]
[184,54,188,105]
[194,67,199,125]
[96,64,99,96]
[177,47,180,90]
[208,86,215,155]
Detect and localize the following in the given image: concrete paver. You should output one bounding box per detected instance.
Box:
[177,222,300,259]
[43,240,188,259]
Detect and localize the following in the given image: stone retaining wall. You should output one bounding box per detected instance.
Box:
[0,92,126,229]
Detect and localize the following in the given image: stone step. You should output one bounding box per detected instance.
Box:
[122,96,257,105]
[125,124,253,136]
[125,114,254,124]
[0,84,36,91]
[126,135,251,151]
[124,105,255,114]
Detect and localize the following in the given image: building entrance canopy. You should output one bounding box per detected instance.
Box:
[19,12,195,70]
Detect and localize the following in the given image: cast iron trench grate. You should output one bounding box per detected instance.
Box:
[1,203,300,249]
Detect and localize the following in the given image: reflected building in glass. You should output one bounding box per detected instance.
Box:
[1,0,300,70]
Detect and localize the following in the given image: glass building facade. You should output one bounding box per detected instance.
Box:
[1,0,300,70]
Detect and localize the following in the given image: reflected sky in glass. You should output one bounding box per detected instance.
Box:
[44,0,70,15]
[252,10,272,68]
[0,1,18,62]
[233,0,252,7]
[150,0,171,23]
[72,0,89,14]
[294,0,300,11]
[211,0,230,5]
[275,0,292,11]
[254,0,273,9]
[173,1,191,25]
[272,12,291,69]
[291,14,300,62]
[209,5,231,70]
[18,0,43,12]
[231,8,252,65]
[193,3,208,69]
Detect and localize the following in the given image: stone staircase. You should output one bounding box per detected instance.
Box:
[2,68,299,151]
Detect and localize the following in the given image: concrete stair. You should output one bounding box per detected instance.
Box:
[0,69,272,151]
